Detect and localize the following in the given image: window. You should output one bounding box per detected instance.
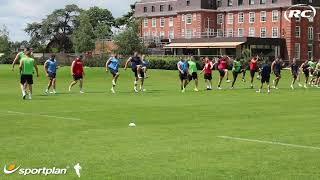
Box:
[217,29,223,37]
[227,13,234,24]
[186,29,192,39]
[296,16,301,22]
[249,27,255,37]
[227,29,234,37]
[217,14,224,24]
[208,0,215,8]
[186,0,190,6]
[295,43,300,59]
[217,0,222,7]
[168,5,173,11]
[160,17,165,27]
[272,0,277,3]
[144,7,147,12]
[295,26,300,38]
[160,5,164,12]
[160,31,165,39]
[193,14,197,21]
[238,28,244,37]
[228,0,233,6]
[309,16,314,22]
[260,0,266,4]
[152,18,156,27]
[152,6,155,12]
[249,0,255,5]
[309,0,313,3]
[308,44,313,59]
[308,27,314,40]
[260,27,267,38]
[169,30,174,39]
[169,17,174,27]
[249,12,255,23]
[238,0,244,6]
[260,11,267,22]
[143,19,148,28]
[272,10,279,22]
[238,12,244,23]
[272,27,279,38]
[186,14,192,24]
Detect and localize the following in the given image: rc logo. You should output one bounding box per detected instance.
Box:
[284,4,316,22]
[3,164,20,174]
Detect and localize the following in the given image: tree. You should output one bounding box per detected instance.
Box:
[0,25,12,63]
[84,7,114,40]
[25,4,82,53]
[72,13,95,53]
[113,21,146,55]
[115,4,136,27]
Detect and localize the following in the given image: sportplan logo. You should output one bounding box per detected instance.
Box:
[284,4,316,22]
[3,163,82,178]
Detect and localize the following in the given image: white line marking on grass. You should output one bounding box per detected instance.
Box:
[217,136,320,150]
[7,111,81,121]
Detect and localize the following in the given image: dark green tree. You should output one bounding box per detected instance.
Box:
[72,13,95,53]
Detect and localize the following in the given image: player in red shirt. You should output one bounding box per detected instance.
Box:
[200,57,214,90]
[249,55,260,89]
[68,55,85,93]
[217,56,230,89]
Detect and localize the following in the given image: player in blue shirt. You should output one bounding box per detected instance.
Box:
[44,54,58,94]
[257,59,272,94]
[141,55,149,78]
[106,54,120,93]
[177,56,189,93]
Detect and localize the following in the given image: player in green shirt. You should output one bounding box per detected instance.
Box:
[231,57,243,89]
[308,59,317,86]
[19,49,39,100]
[12,48,30,71]
[188,56,199,92]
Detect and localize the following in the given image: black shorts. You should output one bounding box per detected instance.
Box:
[317,71,320,78]
[250,69,257,78]
[261,76,270,83]
[109,68,119,77]
[274,71,281,78]
[303,70,309,78]
[233,71,240,78]
[204,73,212,80]
[179,72,188,81]
[219,70,226,77]
[292,73,298,79]
[188,72,198,81]
[48,72,56,79]
[73,75,83,81]
[132,69,144,78]
[21,74,33,85]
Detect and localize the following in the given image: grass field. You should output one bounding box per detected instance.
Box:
[0,64,320,180]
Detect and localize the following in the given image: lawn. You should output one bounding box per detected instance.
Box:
[0,64,319,180]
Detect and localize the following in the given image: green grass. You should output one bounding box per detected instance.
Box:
[0,64,319,180]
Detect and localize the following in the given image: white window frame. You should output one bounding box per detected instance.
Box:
[217,29,223,37]
[308,26,314,40]
[238,12,244,23]
[186,14,192,24]
[295,26,301,38]
[249,12,255,23]
[144,18,148,28]
[217,14,224,24]
[160,17,165,27]
[260,11,267,22]
[186,29,192,39]
[295,43,300,59]
[272,10,279,22]
[227,28,234,37]
[260,27,267,38]
[169,30,174,39]
[249,27,255,37]
[308,44,313,59]
[152,18,157,27]
[238,28,244,37]
[227,13,234,24]
[272,27,279,38]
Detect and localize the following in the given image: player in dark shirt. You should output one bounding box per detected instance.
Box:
[271,57,285,89]
[300,59,310,88]
[257,59,272,94]
[290,58,299,89]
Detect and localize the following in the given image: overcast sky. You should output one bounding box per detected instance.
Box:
[0,0,137,42]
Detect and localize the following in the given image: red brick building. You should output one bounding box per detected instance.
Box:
[135,0,320,62]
